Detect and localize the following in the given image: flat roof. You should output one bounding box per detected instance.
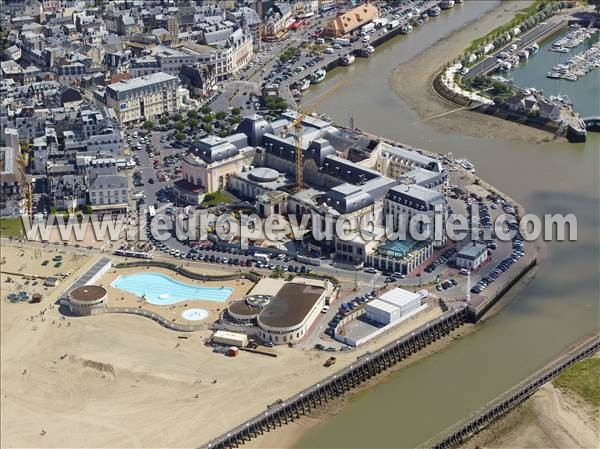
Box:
[366,298,398,314]
[107,72,176,93]
[70,285,107,302]
[379,288,420,308]
[258,283,325,328]
[457,243,487,260]
[228,299,261,316]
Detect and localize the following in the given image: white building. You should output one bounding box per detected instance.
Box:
[365,288,421,325]
[104,72,179,125]
[88,174,129,214]
[182,29,253,81]
[456,243,488,270]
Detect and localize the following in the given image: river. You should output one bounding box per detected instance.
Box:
[295,2,600,448]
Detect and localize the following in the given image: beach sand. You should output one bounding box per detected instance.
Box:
[460,381,600,449]
[0,242,448,449]
[389,0,559,144]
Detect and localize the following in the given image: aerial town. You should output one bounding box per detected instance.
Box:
[1,1,598,449]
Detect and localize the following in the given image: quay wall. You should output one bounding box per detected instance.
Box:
[467,255,538,322]
[423,334,600,449]
[200,306,468,449]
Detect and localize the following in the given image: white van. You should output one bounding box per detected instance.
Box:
[323,47,334,54]
[316,38,325,44]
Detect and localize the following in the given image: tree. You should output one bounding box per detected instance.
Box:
[188,118,198,129]
[203,123,213,134]
[187,110,198,119]
[175,131,185,141]
[142,120,154,130]
[215,111,227,120]
[219,129,229,138]
[264,95,288,112]
[230,115,241,125]
[175,121,185,131]
[202,113,213,123]
[200,105,212,114]
[173,113,183,122]
[159,116,168,125]
[231,107,241,116]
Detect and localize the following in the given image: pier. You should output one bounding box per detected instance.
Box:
[201,306,468,449]
[420,333,600,449]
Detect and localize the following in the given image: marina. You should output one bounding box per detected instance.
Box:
[549,24,597,53]
[547,42,600,81]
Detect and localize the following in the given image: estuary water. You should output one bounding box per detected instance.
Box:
[295,2,600,447]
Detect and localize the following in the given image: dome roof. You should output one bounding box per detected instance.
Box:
[236,114,274,146]
[247,167,280,183]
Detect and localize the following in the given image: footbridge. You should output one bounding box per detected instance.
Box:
[200,306,468,449]
[421,333,600,449]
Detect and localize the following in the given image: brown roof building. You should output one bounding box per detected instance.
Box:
[324,3,379,38]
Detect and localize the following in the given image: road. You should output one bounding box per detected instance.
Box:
[465,20,565,79]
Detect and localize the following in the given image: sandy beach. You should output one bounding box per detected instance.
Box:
[389,0,559,144]
[460,381,600,449]
[0,241,450,449]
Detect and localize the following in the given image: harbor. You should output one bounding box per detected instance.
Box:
[283,2,599,448]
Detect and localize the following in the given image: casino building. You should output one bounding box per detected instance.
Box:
[220,278,334,345]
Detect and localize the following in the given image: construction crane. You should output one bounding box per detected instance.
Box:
[284,78,347,192]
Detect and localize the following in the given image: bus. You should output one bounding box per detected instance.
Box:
[253,253,271,264]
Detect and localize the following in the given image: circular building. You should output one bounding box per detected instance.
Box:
[69,285,107,316]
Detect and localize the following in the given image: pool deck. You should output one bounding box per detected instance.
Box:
[100,266,254,325]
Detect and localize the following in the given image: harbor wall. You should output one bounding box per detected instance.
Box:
[467,256,538,322]
[201,306,468,449]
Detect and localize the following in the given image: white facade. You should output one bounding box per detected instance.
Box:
[365,288,421,325]
[456,244,488,270]
[104,72,179,125]
[89,174,129,210]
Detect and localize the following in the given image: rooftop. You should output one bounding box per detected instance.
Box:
[258,282,325,329]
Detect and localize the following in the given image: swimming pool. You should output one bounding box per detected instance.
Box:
[111,273,233,305]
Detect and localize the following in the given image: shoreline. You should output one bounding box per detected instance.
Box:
[245,3,552,448]
[246,324,479,449]
[389,0,559,144]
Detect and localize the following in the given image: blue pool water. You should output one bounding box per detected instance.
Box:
[111,273,233,305]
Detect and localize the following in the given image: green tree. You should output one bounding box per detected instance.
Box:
[158,116,168,125]
[175,121,185,131]
[173,113,183,122]
[219,129,229,138]
[200,105,212,114]
[215,111,227,120]
[175,131,185,141]
[203,123,213,134]
[142,120,154,130]
[230,115,241,125]
[187,110,198,119]
[188,118,198,129]
[202,113,213,123]
[231,107,241,116]
[264,95,288,112]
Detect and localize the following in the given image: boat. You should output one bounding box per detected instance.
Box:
[440,0,455,10]
[310,69,326,84]
[428,6,441,17]
[298,78,310,91]
[340,53,355,66]
[291,89,301,98]
[457,159,475,172]
[356,45,374,57]
[400,24,413,34]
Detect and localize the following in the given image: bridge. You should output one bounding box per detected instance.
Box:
[200,306,468,449]
[420,333,600,449]
[583,116,600,132]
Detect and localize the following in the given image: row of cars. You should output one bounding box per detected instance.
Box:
[325,292,377,337]
[424,247,458,273]
[471,231,526,294]
[265,54,323,86]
